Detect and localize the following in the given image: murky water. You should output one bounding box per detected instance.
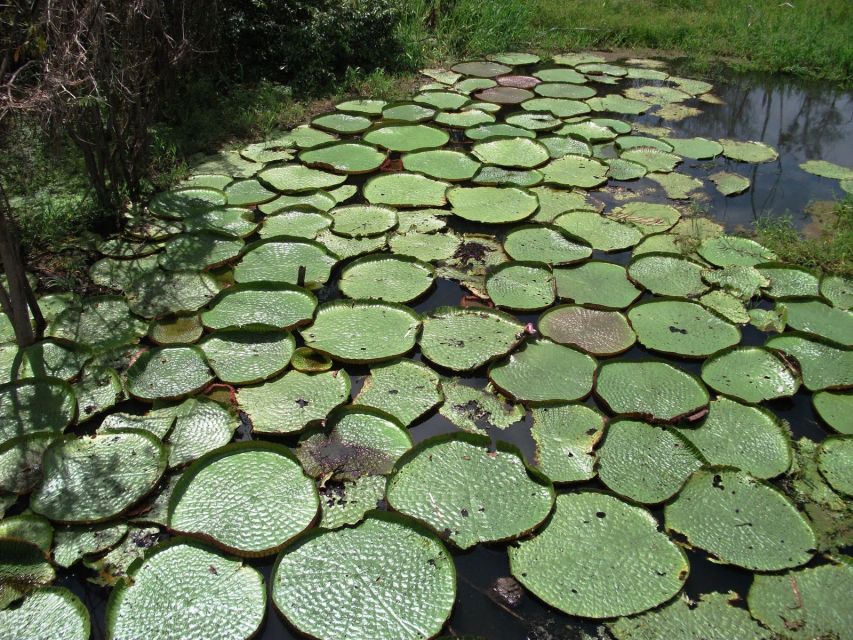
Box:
[41,62,853,640]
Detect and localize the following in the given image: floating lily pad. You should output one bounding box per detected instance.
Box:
[157,232,243,272]
[17,340,87,381]
[200,329,294,385]
[701,346,800,403]
[530,403,604,483]
[766,333,853,391]
[782,299,853,346]
[648,171,703,199]
[336,98,386,115]
[390,231,462,261]
[587,94,649,115]
[30,430,166,523]
[472,166,542,187]
[447,186,538,224]
[126,346,213,401]
[318,475,386,529]
[620,147,681,173]
[166,397,239,468]
[414,90,470,110]
[0,379,76,447]
[820,274,853,309]
[184,207,259,237]
[260,190,336,214]
[699,236,776,267]
[472,138,549,169]
[314,230,387,259]
[340,255,434,303]
[817,436,852,496]
[299,141,386,174]
[258,164,345,192]
[503,224,591,265]
[799,159,853,180]
[149,188,227,220]
[541,155,608,188]
[149,314,203,345]
[354,359,443,426]
[125,269,221,319]
[534,67,587,83]
[539,305,635,355]
[720,139,779,163]
[300,301,420,363]
[388,434,553,549]
[382,102,436,122]
[813,390,853,434]
[510,492,688,618]
[628,299,740,357]
[757,264,820,298]
[610,201,681,234]
[363,173,449,208]
[169,442,318,556]
[202,283,316,331]
[504,112,562,131]
[474,86,534,104]
[0,433,55,494]
[234,238,337,287]
[290,347,333,373]
[607,158,647,180]
[224,179,277,207]
[259,210,331,241]
[662,136,723,159]
[598,419,703,503]
[0,513,53,551]
[433,109,495,128]
[555,211,642,251]
[364,124,450,152]
[596,361,709,422]
[554,261,642,309]
[272,514,455,640]
[466,123,536,141]
[311,112,372,134]
[616,136,673,152]
[52,522,128,568]
[100,407,176,440]
[709,171,751,196]
[239,138,294,163]
[328,204,398,238]
[451,60,511,77]
[0,586,90,639]
[419,306,523,372]
[486,262,555,310]
[47,296,146,353]
[628,254,709,297]
[0,538,55,608]
[439,380,523,433]
[665,468,815,570]
[541,136,593,160]
[402,150,480,181]
[106,539,265,640]
[489,338,596,404]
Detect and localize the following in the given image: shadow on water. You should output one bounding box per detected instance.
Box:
[49,62,852,640]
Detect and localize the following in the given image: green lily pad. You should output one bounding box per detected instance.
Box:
[503,224,591,265]
[237,369,350,435]
[258,164,345,193]
[541,155,608,188]
[615,136,673,152]
[419,306,523,372]
[239,138,294,163]
[472,138,549,169]
[665,468,815,570]
[157,232,243,271]
[699,236,777,267]
[100,407,176,440]
[89,255,159,291]
[0,433,55,494]
[720,139,779,163]
[541,135,593,160]
[451,60,511,77]
[607,158,648,180]
[169,442,318,556]
[299,141,386,174]
[0,538,55,608]
[106,539,265,640]
[396,208,447,234]
[390,231,462,261]
[234,238,337,287]
[820,274,853,309]
[596,361,709,422]
[388,434,553,549]
[510,492,688,618]
[813,390,853,434]
[557,120,618,143]
[439,379,523,434]
[488,52,540,65]
[648,171,704,199]
[489,338,596,404]
[30,429,166,523]
[272,513,455,640]
[530,403,604,483]
[534,67,587,83]
[318,475,386,530]
[180,173,233,190]
[703,265,768,300]
[662,136,723,159]
[52,522,128,568]
[817,436,852,496]
[447,186,538,224]
[504,112,562,131]
[474,86,535,104]
[0,513,53,551]
[521,97,590,118]
[598,418,703,503]
[17,340,88,381]
[587,94,649,115]
[125,269,222,319]
[0,379,76,447]
[611,591,773,640]
[315,230,387,259]
[620,147,681,173]
[782,299,853,346]
[328,204,397,238]
[149,188,227,220]
[486,262,555,310]
[311,112,372,134]
[290,347,333,373]
[200,329,294,384]
[624,85,690,105]
[126,346,213,401]
[701,346,801,403]
[337,99,386,115]
[260,209,332,241]
[555,211,642,251]
[628,254,709,298]
[224,179,277,206]
[74,366,124,421]
[539,305,636,356]
[184,207,259,238]
[296,407,411,482]
[628,299,740,357]
[402,150,480,181]
[201,283,317,331]
[414,90,470,110]
[757,263,820,299]
[0,586,90,639]
[364,124,450,152]
[466,123,536,141]
[534,83,596,100]
[354,359,443,426]
[709,171,751,196]
[48,296,147,352]
[799,159,853,180]
[554,261,642,309]
[611,202,681,235]
[766,333,853,391]
[363,173,449,208]
[259,190,336,213]
[300,301,420,363]
[381,102,436,122]
[286,125,339,148]
[433,109,495,128]
[472,166,542,187]
[149,314,203,344]
[340,255,434,304]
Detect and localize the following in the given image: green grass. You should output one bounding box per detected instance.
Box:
[755,198,853,276]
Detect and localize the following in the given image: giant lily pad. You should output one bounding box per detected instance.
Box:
[447,186,538,224]
[299,141,386,174]
[52,522,129,568]
[757,264,820,299]
[149,188,227,220]
[234,238,337,287]
[0,433,55,494]
[0,539,56,609]
[0,587,90,640]
[364,124,449,152]
[439,379,523,434]
[169,442,318,556]
[665,468,815,570]
[200,329,294,384]
[260,209,333,240]
[157,232,243,271]
[300,301,420,363]
[820,274,853,309]
[363,173,449,208]
[554,261,642,309]
[509,492,688,618]
[813,390,853,434]
[530,403,604,483]
[782,299,853,346]
[817,436,853,496]
[628,299,741,357]
[258,164,345,192]
[598,419,703,503]
[238,369,350,435]
[340,255,434,303]
[106,539,265,640]
[719,139,778,163]
[0,379,76,447]
[541,155,608,188]
[766,333,853,391]
[30,430,166,523]
[539,305,635,356]
[17,340,88,381]
[272,514,455,640]
[596,361,709,422]
[628,254,709,298]
[419,306,523,372]
[354,359,443,426]
[401,150,480,181]
[555,211,642,251]
[701,346,801,403]
[503,224,592,265]
[489,339,596,404]
[472,137,549,168]
[125,269,221,319]
[698,236,776,267]
[126,346,213,401]
[48,296,146,353]
[387,434,553,549]
[677,397,791,479]
[662,136,723,159]
[486,262,555,310]
[311,112,372,134]
[201,283,317,331]
[329,204,397,238]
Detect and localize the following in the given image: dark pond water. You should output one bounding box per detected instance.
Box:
[40,62,853,640]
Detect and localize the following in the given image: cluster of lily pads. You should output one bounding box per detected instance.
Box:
[1,51,852,640]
